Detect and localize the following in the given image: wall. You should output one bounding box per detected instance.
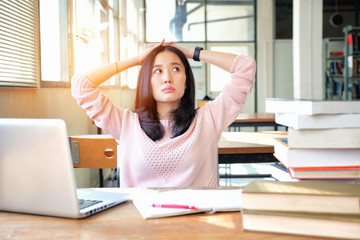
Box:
[256,0,275,113]
[274,40,293,99]
[0,86,136,187]
[0,87,94,135]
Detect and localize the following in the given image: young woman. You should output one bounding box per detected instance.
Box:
[71,41,256,188]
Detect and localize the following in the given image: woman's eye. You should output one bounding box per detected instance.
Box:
[154,69,161,74]
[172,67,180,72]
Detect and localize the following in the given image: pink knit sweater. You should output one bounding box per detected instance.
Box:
[71,55,256,188]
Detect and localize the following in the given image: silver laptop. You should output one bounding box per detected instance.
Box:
[0,118,129,218]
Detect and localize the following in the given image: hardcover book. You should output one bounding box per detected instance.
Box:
[274,138,360,168]
[265,98,360,115]
[275,112,360,129]
[287,128,360,148]
[242,180,360,215]
[242,210,360,240]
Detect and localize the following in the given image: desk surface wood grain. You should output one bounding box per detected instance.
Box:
[0,198,332,240]
[234,113,275,122]
[218,131,287,154]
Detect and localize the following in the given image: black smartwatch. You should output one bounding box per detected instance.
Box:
[193,47,203,62]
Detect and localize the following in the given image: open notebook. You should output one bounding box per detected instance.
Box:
[133,189,242,219]
[0,118,129,218]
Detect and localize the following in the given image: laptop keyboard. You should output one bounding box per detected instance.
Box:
[78,199,103,210]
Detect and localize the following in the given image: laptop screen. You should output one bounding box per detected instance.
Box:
[0,118,80,217]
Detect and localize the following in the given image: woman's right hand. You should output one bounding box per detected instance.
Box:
[137,39,174,65]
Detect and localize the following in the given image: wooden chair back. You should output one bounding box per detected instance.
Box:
[70,135,117,169]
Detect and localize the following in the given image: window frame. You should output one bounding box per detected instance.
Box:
[40,0,70,88]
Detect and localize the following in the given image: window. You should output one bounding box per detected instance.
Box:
[146,0,205,42]
[39,0,69,86]
[1,0,137,88]
[145,0,255,98]
[208,43,254,93]
[145,0,254,42]
[119,0,145,89]
[40,0,120,87]
[0,0,40,88]
[72,0,120,86]
[206,1,254,42]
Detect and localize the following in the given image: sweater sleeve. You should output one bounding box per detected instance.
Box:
[201,55,256,134]
[71,74,124,139]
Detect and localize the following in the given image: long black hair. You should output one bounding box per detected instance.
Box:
[135,45,197,141]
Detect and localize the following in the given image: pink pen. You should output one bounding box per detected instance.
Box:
[151,204,198,210]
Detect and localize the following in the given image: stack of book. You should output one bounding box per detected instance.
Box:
[266,98,360,180]
[242,180,360,239]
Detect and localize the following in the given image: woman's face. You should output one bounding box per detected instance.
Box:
[151,50,187,107]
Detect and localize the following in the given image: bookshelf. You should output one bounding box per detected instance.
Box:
[323,37,344,100]
[343,25,360,100]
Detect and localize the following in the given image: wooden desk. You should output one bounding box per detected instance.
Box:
[218,131,287,165]
[229,113,280,131]
[0,188,331,240]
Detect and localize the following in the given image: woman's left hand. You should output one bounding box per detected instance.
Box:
[171,44,194,59]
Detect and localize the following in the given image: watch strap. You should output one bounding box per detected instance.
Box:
[193,47,203,61]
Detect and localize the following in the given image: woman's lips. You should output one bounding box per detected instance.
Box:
[162,86,175,93]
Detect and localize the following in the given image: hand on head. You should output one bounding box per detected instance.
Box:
[138,39,174,65]
[138,39,194,65]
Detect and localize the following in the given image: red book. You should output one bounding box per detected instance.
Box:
[348,33,353,45]
[291,166,360,171]
[330,51,343,56]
